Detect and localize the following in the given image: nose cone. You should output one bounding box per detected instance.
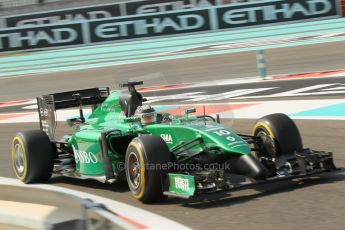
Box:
[229,154,269,179]
[197,124,252,155]
[208,130,251,155]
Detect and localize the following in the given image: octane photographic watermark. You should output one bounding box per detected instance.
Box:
[116,161,231,171]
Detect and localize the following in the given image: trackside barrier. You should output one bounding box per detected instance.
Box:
[0,0,342,53]
[0,185,135,229]
[0,177,191,229]
[1,17,345,79]
[0,0,224,28]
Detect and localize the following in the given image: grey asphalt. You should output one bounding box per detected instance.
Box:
[0,41,345,101]
[141,75,345,103]
[1,120,345,230]
[1,41,345,229]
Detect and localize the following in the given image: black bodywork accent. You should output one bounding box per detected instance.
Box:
[295,148,337,173]
[109,134,135,155]
[119,81,145,117]
[100,132,115,181]
[37,87,109,140]
[44,87,110,110]
[228,154,269,179]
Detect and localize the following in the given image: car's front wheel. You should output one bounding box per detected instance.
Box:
[253,113,303,158]
[125,135,173,203]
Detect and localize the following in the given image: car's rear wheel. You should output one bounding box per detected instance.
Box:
[253,113,303,158]
[125,135,173,203]
[12,130,54,183]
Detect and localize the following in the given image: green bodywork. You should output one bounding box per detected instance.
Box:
[67,91,251,176]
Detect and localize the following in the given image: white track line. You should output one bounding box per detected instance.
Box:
[138,72,345,92]
[1,99,345,123]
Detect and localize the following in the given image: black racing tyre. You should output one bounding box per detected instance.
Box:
[11,130,54,183]
[125,135,173,203]
[253,113,303,158]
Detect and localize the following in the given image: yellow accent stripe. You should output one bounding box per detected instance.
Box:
[131,141,146,200]
[12,136,27,181]
[253,121,275,138]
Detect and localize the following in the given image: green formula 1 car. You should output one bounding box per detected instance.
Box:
[11,81,337,203]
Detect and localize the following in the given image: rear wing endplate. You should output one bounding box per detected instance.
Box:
[37,87,110,140]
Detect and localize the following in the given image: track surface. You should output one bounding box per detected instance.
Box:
[1,42,345,229]
[1,121,345,230]
[1,41,345,101]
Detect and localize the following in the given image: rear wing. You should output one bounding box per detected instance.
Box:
[37,87,110,140]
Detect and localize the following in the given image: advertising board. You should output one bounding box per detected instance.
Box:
[0,0,341,52]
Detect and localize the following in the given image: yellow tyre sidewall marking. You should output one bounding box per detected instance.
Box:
[253,122,275,139]
[131,141,146,200]
[12,136,27,181]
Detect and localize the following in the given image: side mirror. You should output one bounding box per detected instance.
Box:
[67,117,83,127]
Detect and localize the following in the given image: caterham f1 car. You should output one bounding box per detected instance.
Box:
[11,81,337,203]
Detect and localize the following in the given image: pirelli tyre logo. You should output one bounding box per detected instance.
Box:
[0,0,341,52]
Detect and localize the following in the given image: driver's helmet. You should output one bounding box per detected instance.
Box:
[135,105,157,125]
